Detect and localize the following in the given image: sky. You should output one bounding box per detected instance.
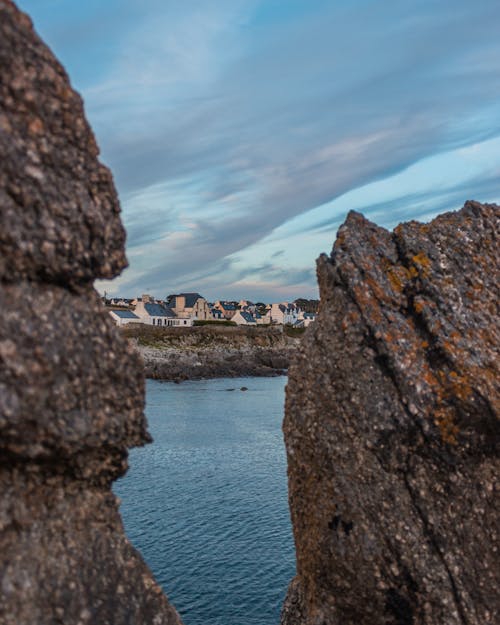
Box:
[19,0,500,302]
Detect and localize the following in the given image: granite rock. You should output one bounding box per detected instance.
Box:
[282,201,499,625]
[0,2,182,623]
[0,0,127,287]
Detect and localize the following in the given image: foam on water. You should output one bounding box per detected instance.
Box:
[114,377,295,625]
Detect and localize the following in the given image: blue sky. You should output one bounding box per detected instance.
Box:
[19,0,500,302]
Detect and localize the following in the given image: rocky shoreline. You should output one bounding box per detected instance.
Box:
[122,324,301,381]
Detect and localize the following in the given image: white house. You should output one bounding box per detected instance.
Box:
[232,310,257,326]
[134,294,192,327]
[297,311,316,327]
[270,302,301,325]
[109,309,141,327]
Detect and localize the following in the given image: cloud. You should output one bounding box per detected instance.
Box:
[301,169,500,237]
[22,0,500,299]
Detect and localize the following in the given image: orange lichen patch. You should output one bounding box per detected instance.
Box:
[434,406,459,445]
[410,252,432,277]
[421,340,429,349]
[366,274,392,303]
[352,284,384,325]
[448,374,474,403]
[386,266,409,293]
[421,368,438,388]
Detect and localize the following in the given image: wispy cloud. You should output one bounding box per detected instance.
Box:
[21,0,500,299]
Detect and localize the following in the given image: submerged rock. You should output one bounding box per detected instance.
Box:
[0,2,182,624]
[282,202,499,625]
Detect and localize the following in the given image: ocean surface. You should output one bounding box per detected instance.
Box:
[114,376,295,625]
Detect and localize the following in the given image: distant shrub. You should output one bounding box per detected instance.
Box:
[284,325,306,337]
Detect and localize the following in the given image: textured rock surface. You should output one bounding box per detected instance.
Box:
[0,2,182,623]
[123,324,297,381]
[282,201,499,625]
[0,0,126,285]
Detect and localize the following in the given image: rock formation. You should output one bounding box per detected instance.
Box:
[282,201,499,625]
[123,324,297,381]
[0,2,182,623]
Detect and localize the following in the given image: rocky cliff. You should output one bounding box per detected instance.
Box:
[123,324,299,381]
[0,2,182,623]
[282,201,499,625]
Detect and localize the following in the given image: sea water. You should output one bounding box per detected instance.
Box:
[114,377,295,625]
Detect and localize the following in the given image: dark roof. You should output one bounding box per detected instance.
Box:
[181,292,205,307]
[240,311,256,323]
[144,303,176,317]
[168,292,205,308]
[221,303,236,310]
[111,310,140,319]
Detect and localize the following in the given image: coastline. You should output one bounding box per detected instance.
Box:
[122,324,300,382]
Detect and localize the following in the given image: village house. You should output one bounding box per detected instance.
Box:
[107,290,313,329]
[167,293,211,321]
[214,301,237,319]
[134,294,192,326]
[232,310,257,326]
[210,307,225,321]
[238,299,255,310]
[109,309,141,327]
[109,297,132,307]
[270,302,301,325]
[295,312,316,328]
[255,310,270,324]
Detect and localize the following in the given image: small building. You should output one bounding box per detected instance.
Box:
[134,294,190,326]
[109,309,141,327]
[297,312,316,327]
[210,307,225,321]
[168,292,211,321]
[270,302,301,325]
[255,311,270,325]
[232,310,257,326]
[214,301,237,320]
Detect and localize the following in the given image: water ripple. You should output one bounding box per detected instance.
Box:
[115,377,295,625]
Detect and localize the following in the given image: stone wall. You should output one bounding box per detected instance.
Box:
[282,202,499,625]
[0,2,182,623]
